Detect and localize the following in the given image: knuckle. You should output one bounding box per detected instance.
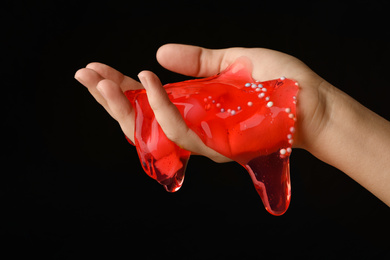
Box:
[115,106,131,121]
[164,123,186,144]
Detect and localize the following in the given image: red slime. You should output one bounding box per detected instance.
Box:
[125,58,298,216]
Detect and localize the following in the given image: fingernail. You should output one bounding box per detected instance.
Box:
[74,72,85,85]
[138,73,149,90]
[96,84,107,99]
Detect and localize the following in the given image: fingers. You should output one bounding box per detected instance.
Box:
[156,44,232,77]
[86,62,144,91]
[95,79,135,140]
[138,70,230,163]
[75,61,230,161]
[75,64,137,142]
[74,67,113,117]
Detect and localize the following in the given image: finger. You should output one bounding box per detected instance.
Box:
[138,70,189,143]
[137,70,229,162]
[156,44,240,78]
[74,68,113,116]
[86,62,143,92]
[96,79,135,142]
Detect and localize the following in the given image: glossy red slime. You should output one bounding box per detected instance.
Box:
[125,58,298,215]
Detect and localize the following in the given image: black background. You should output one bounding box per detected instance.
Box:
[3,0,390,258]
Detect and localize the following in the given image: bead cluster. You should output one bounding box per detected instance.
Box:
[203,77,291,117]
[283,81,299,157]
[202,77,297,158]
[279,125,296,158]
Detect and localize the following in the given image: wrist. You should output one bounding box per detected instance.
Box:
[292,72,335,153]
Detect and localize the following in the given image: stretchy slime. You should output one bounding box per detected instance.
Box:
[125,58,298,215]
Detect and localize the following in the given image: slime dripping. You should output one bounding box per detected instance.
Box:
[125,58,299,216]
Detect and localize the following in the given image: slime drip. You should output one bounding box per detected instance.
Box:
[125,58,298,216]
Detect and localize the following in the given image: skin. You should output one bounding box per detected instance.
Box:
[75,44,390,207]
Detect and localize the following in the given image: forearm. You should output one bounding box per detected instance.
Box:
[306,81,390,206]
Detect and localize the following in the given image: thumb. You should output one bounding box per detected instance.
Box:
[156,44,231,77]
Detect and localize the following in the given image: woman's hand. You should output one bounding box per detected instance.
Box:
[75,44,390,205]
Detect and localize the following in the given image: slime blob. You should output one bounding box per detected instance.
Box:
[125,58,298,216]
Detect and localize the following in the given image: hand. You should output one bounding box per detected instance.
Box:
[74,44,331,162]
[75,44,390,206]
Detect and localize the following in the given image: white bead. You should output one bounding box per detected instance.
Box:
[280,149,286,155]
[247,101,253,107]
[266,101,273,108]
[245,83,251,87]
